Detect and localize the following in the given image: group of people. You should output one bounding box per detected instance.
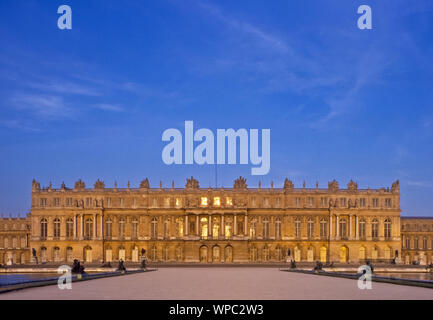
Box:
[71,259,85,274]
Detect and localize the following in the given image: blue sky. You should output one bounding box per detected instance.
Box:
[0,0,433,216]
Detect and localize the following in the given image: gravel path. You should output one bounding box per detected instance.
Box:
[1,268,432,300]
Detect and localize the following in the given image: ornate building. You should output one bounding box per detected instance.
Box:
[401,217,433,265]
[0,177,410,265]
[0,215,31,265]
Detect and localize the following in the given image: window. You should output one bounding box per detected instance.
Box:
[119,198,124,207]
[85,218,93,239]
[405,237,410,249]
[263,197,269,207]
[133,197,137,207]
[213,197,220,206]
[106,197,112,207]
[384,219,391,239]
[359,219,366,239]
[66,198,73,206]
[308,197,314,207]
[251,197,256,206]
[276,197,281,207]
[263,219,270,239]
[339,218,347,238]
[176,218,184,237]
[414,237,419,249]
[165,197,171,207]
[201,197,208,206]
[275,219,282,239]
[320,197,327,207]
[118,218,125,238]
[295,197,301,207]
[307,218,314,238]
[340,198,347,207]
[132,219,138,239]
[54,198,60,207]
[320,218,327,238]
[371,219,379,238]
[385,198,392,208]
[423,237,427,250]
[40,218,47,239]
[105,219,112,239]
[40,198,47,207]
[372,198,379,208]
[86,197,92,207]
[164,219,170,239]
[226,197,233,206]
[359,198,366,207]
[53,218,60,239]
[151,218,158,239]
[152,198,158,207]
[66,218,73,238]
[295,219,301,238]
[175,198,181,207]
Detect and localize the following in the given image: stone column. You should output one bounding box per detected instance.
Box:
[93,214,97,239]
[330,215,333,238]
[80,214,84,239]
[244,215,248,236]
[100,214,103,238]
[355,215,358,240]
[73,214,77,239]
[349,215,352,239]
[196,215,199,236]
[185,215,189,236]
[221,215,225,237]
[208,215,212,238]
[234,215,237,235]
[336,215,339,238]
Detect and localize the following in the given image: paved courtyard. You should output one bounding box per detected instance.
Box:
[1,268,432,300]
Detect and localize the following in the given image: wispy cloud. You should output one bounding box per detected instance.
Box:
[27,80,101,96]
[10,94,72,119]
[92,103,123,112]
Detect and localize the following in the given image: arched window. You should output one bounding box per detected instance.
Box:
[66,218,73,238]
[414,237,419,249]
[405,236,410,249]
[423,237,427,250]
[151,217,158,239]
[339,218,347,239]
[275,218,282,240]
[118,218,125,239]
[384,219,392,239]
[371,219,379,238]
[359,219,366,239]
[105,219,112,239]
[53,218,61,239]
[295,218,301,238]
[262,218,270,239]
[320,218,327,239]
[307,218,314,239]
[85,218,93,239]
[40,218,47,240]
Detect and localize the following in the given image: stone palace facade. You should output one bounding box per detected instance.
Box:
[0,177,432,265]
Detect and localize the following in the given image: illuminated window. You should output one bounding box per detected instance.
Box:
[213,197,221,206]
[165,197,171,207]
[226,197,233,206]
[201,197,208,206]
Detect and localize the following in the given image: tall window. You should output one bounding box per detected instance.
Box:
[385,198,392,208]
[177,218,184,237]
[200,197,208,206]
[105,219,112,239]
[423,237,427,250]
[263,219,270,239]
[372,198,379,208]
[66,218,73,238]
[307,218,314,238]
[384,219,392,239]
[320,218,327,238]
[53,218,60,239]
[213,197,221,206]
[405,236,410,249]
[132,219,138,239]
[414,237,419,249]
[226,197,233,206]
[118,218,125,238]
[359,198,366,207]
[86,197,92,207]
[54,198,60,207]
[40,198,47,207]
[295,197,301,208]
[275,219,282,239]
[340,198,347,207]
[339,218,347,238]
[151,218,158,239]
[359,219,366,239]
[40,218,47,240]
[164,219,170,239]
[85,218,93,239]
[320,197,327,207]
[371,219,379,238]
[295,219,301,238]
[66,197,73,206]
[308,197,314,207]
